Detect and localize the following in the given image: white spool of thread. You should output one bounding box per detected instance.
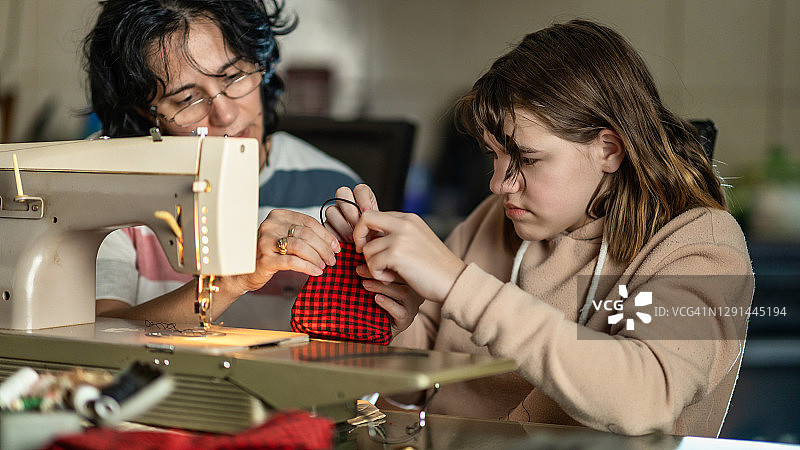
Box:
[72,384,101,418]
[0,367,39,409]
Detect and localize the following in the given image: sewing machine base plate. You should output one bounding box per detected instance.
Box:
[0,318,516,433]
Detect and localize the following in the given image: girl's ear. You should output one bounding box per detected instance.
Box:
[596,128,625,173]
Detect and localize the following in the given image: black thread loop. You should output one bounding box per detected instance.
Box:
[319,197,361,223]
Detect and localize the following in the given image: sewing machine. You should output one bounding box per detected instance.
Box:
[0,135,514,433]
[0,133,257,330]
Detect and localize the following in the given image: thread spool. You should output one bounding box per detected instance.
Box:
[92,361,169,426]
[0,367,39,409]
[72,384,101,418]
[93,395,121,421]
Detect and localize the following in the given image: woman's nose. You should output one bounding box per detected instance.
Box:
[207,94,238,127]
[489,157,522,194]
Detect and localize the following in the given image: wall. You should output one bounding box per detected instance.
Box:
[0,0,98,142]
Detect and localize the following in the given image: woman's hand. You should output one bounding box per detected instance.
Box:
[217,209,340,298]
[324,184,379,242]
[353,210,467,303]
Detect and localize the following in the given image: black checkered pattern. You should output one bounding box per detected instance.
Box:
[291,242,392,345]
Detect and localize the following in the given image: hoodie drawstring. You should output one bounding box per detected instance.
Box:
[510,237,608,326]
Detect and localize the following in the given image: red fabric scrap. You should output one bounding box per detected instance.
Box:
[46,410,334,450]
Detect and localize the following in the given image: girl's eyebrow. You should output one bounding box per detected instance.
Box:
[516,143,542,154]
[163,58,243,97]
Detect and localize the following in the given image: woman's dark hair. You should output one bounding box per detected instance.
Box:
[83,0,296,139]
[455,19,725,264]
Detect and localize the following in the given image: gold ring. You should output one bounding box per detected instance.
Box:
[288,224,297,237]
[276,237,288,255]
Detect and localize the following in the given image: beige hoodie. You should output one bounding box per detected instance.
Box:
[392,195,754,437]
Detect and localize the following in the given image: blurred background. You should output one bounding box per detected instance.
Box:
[0,0,798,444]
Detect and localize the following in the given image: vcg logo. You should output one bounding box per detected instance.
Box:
[592,285,652,330]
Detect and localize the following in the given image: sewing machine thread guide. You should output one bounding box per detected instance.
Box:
[0,154,44,219]
[12,154,24,199]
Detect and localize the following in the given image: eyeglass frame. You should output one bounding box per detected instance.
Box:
[149,65,266,128]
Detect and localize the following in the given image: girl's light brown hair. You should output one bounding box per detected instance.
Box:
[455,19,725,264]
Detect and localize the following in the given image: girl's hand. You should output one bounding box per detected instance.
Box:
[324,184,434,329]
[324,184,379,242]
[360,272,425,333]
[218,209,340,297]
[353,210,467,303]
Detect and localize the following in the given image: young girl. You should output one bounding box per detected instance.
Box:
[326,19,753,437]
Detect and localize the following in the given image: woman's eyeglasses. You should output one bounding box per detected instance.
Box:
[151,67,265,128]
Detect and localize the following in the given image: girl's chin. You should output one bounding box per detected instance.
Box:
[512,222,556,242]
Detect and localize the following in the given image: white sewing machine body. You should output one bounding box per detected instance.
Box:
[0,135,258,330]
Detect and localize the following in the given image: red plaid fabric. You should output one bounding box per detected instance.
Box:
[291,241,392,345]
[46,410,334,450]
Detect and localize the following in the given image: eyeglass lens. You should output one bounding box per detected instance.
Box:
[168,70,263,127]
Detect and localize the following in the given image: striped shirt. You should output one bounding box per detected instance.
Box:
[96,132,360,328]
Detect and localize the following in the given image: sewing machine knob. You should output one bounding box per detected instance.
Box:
[192,180,211,193]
